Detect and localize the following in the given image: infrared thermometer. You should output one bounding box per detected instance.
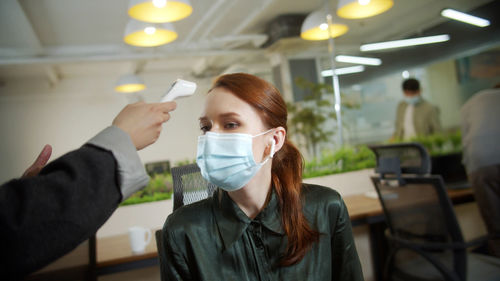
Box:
[160,79,197,102]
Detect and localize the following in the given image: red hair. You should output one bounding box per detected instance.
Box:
[210,73,319,266]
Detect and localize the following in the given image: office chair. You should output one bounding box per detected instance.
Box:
[170,163,218,211]
[156,163,217,280]
[369,142,431,176]
[369,143,500,281]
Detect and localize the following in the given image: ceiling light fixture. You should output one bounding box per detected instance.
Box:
[360,34,450,51]
[402,70,410,79]
[337,0,394,19]
[124,19,177,47]
[300,9,349,40]
[115,74,146,93]
[441,8,490,27]
[321,65,365,77]
[336,55,382,65]
[128,0,193,23]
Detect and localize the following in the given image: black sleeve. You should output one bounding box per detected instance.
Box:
[0,144,122,278]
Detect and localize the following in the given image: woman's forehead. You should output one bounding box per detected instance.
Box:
[203,88,257,117]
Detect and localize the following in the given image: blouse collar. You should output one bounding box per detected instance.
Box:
[212,187,285,251]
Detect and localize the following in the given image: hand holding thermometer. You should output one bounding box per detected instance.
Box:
[161,79,197,102]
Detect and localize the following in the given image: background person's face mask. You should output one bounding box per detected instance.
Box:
[196,129,275,191]
[404,95,421,105]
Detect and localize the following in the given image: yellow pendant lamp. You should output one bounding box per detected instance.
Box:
[337,0,393,19]
[128,0,193,23]
[124,19,178,47]
[115,74,146,93]
[300,10,348,41]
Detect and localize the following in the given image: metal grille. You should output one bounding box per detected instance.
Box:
[171,163,217,211]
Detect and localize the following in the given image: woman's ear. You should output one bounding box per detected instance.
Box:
[272,126,286,154]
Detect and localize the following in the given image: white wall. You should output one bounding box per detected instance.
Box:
[0,72,211,182]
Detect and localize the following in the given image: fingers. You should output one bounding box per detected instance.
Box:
[37,144,53,166]
[22,144,53,178]
[156,101,177,113]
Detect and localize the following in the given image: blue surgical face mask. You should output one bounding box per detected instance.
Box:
[196,129,275,191]
[404,95,421,105]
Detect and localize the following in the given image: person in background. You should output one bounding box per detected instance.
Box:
[0,101,176,278]
[461,83,500,258]
[159,73,363,281]
[392,78,442,140]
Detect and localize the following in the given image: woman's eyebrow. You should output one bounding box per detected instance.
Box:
[199,112,241,121]
[219,112,241,118]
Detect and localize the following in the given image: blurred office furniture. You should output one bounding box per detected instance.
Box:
[370,143,500,281]
[170,163,217,211]
[370,142,431,176]
[156,163,217,280]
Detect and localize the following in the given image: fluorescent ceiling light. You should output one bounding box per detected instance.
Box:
[336,55,382,65]
[322,65,365,77]
[360,34,450,51]
[441,9,490,27]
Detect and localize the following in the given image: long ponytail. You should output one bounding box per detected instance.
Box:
[272,140,319,266]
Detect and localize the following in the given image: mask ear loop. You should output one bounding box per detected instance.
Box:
[259,139,276,165]
[269,139,276,158]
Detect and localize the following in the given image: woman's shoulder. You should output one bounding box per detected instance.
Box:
[301,184,349,231]
[301,183,343,206]
[164,197,214,234]
[302,183,344,210]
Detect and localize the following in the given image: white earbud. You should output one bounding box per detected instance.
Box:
[269,139,276,158]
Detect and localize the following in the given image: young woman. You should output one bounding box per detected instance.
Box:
[160,73,363,280]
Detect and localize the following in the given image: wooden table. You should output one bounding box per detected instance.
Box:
[96,230,161,276]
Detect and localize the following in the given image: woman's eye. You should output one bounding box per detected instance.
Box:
[200,124,211,133]
[225,122,239,129]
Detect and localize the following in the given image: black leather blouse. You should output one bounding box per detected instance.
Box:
[159,184,364,281]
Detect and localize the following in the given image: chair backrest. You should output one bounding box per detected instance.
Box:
[371,175,466,280]
[369,142,431,176]
[170,163,217,211]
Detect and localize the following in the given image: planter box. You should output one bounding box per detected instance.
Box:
[303,168,376,197]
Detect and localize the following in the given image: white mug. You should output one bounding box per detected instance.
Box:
[128,226,152,254]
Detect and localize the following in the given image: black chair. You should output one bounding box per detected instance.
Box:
[369,143,500,281]
[156,163,217,280]
[369,142,431,176]
[170,163,217,211]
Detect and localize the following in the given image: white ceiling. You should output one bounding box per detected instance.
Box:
[0,0,496,80]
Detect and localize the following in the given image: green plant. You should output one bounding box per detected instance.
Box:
[392,130,462,156]
[303,145,376,178]
[120,172,173,206]
[174,159,196,166]
[287,77,360,159]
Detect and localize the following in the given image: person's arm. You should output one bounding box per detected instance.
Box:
[0,145,121,278]
[330,197,364,281]
[0,101,176,278]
